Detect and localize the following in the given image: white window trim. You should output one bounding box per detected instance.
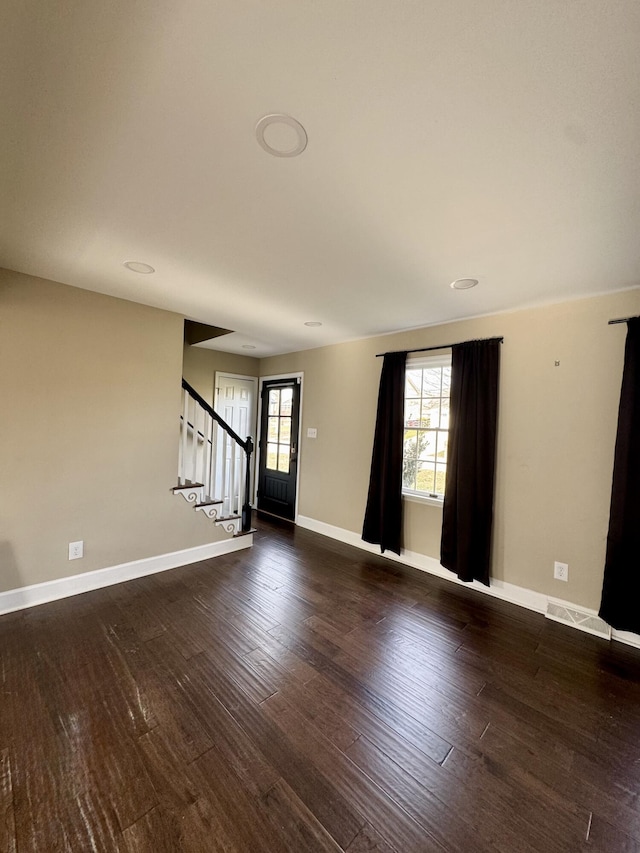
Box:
[402,349,451,503]
[403,491,445,509]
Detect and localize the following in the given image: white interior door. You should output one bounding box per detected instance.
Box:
[214,373,258,499]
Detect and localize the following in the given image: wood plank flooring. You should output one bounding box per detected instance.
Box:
[2,518,640,851]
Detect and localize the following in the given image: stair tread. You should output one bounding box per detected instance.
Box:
[195,500,223,507]
[172,482,204,490]
[216,514,241,521]
[234,528,257,538]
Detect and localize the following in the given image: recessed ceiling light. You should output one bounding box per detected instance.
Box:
[256,114,308,158]
[304,321,322,327]
[124,261,155,274]
[450,278,478,290]
[242,344,257,350]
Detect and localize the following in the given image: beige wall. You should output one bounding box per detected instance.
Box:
[0,269,228,593]
[182,344,259,406]
[261,288,640,611]
[3,267,638,612]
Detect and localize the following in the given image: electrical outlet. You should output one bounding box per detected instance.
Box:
[69,540,84,560]
[554,561,568,582]
[306,427,317,438]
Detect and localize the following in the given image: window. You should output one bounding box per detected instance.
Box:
[402,353,451,501]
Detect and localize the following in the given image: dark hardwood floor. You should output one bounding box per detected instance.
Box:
[2,519,640,852]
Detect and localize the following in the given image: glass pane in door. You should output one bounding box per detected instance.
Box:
[268,390,280,416]
[279,417,291,444]
[266,443,278,470]
[267,417,279,442]
[280,388,293,416]
[278,446,290,473]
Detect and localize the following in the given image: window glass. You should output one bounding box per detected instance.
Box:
[280,388,293,416]
[405,369,422,398]
[403,354,451,499]
[277,446,290,473]
[279,417,291,444]
[266,443,278,470]
[268,390,280,417]
[267,417,279,442]
[422,368,442,397]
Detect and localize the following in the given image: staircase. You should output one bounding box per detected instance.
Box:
[173,379,255,537]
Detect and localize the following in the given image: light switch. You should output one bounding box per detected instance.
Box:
[306,428,317,438]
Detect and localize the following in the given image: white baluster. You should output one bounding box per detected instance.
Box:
[222,431,229,515]
[180,388,189,485]
[202,410,208,491]
[232,441,238,514]
[194,402,201,487]
[209,417,217,501]
[190,396,198,485]
[199,405,206,488]
[229,432,237,514]
[208,414,215,500]
[238,447,249,515]
[237,444,244,515]
[178,393,183,484]
[202,413,210,500]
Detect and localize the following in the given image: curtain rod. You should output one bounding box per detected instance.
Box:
[375,336,504,358]
[609,315,640,325]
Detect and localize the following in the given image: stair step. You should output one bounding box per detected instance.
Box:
[194,499,226,520]
[234,527,257,538]
[172,482,204,504]
[215,514,242,534]
[172,481,250,539]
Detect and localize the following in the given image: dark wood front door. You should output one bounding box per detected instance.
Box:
[257,379,300,520]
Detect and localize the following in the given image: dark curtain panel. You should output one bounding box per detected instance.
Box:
[362,351,407,555]
[441,339,501,585]
[599,318,640,632]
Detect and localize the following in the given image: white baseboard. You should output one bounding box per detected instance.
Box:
[296,515,636,650]
[612,629,640,649]
[0,535,252,616]
[297,515,547,612]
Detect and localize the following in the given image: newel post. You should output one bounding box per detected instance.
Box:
[242,437,254,532]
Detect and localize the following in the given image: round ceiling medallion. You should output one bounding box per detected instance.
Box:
[256,114,308,158]
[124,261,155,274]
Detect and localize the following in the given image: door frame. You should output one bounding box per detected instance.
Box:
[256,372,304,521]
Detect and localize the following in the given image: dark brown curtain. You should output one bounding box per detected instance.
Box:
[362,351,407,555]
[441,338,501,585]
[599,318,640,632]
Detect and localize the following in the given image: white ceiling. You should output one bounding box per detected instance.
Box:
[2,0,640,356]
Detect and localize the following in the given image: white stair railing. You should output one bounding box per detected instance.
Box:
[177,379,253,532]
